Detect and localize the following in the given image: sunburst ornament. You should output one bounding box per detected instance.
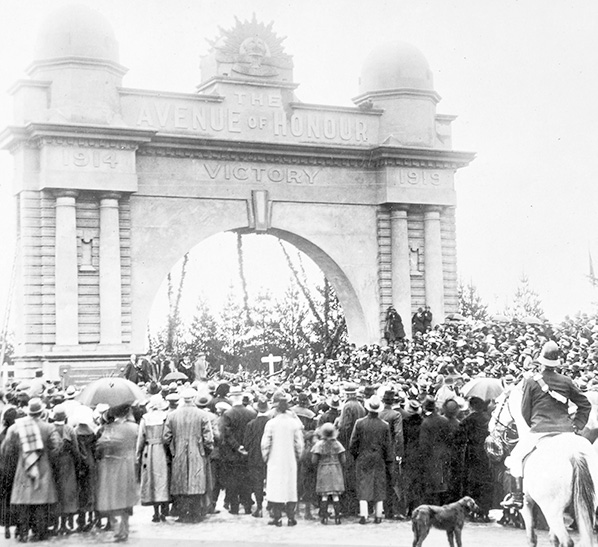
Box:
[207,14,293,78]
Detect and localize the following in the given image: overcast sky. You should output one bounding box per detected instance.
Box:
[1,0,598,325]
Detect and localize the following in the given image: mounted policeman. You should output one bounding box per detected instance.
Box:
[502,340,592,508]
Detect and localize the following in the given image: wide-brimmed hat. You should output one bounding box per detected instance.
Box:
[181,387,197,400]
[147,394,168,411]
[406,399,421,414]
[26,397,44,416]
[539,341,561,367]
[52,404,67,423]
[326,395,341,409]
[255,396,269,413]
[64,385,78,400]
[215,401,232,413]
[364,395,382,413]
[344,383,358,395]
[319,422,338,439]
[196,395,210,408]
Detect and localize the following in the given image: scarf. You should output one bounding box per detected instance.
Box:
[14,416,44,489]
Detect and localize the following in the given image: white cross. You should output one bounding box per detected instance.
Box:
[261,353,282,376]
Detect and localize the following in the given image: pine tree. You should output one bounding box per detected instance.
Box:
[183,296,226,371]
[458,281,489,320]
[506,273,545,319]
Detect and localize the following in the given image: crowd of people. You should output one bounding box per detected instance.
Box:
[1,310,598,542]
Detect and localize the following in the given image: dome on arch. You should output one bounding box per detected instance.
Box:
[359,41,433,94]
[33,4,119,64]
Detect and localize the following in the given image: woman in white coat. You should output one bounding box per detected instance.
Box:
[261,393,304,526]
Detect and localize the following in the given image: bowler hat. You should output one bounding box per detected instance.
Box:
[27,398,44,416]
[52,404,67,423]
[382,389,396,405]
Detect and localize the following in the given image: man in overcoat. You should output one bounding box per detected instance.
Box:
[349,396,393,524]
[379,389,404,519]
[1,398,62,541]
[243,396,270,517]
[163,388,214,522]
[337,383,365,516]
[219,387,256,515]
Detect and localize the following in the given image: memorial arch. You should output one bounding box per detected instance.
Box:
[1,7,474,380]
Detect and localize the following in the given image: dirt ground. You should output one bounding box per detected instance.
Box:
[0,506,579,547]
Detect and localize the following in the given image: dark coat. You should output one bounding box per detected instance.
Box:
[349,414,393,501]
[402,412,423,508]
[220,404,256,464]
[243,415,269,471]
[379,406,404,458]
[76,430,97,512]
[123,361,151,384]
[521,367,591,433]
[53,423,82,514]
[419,411,452,498]
[453,410,493,511]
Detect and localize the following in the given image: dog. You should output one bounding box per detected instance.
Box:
[411,496,479,547]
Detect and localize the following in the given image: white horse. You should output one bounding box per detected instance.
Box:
[490,384,598,547]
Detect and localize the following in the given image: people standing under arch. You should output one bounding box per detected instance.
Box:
[349,396,393,525]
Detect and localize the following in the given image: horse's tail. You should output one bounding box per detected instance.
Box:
[571,453,596,543]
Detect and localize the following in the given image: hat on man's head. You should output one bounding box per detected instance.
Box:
[382,389,396,405]
[52,404,67,424]
[327,395,341,409]
[196,395,210,408]
[181,388,197,400]
[364,396,382,413]
[64,385,78,400]
[344,383,358,395]
[27,397,44,416]
[539,341,561,367]
[406,399,421,414]
[255,396,269,413]
[422,396,436,413]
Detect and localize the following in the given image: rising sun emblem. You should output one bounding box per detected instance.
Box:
[207,14,293,78]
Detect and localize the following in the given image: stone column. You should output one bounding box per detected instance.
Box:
[99,193,122,344]
[424,206,444,325]
[54,190,79,346]
[390,206,412,338]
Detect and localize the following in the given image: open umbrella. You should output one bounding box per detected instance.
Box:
[445,312,466,322]
[490,314,510,323]
[77,377,146,407]
[461,377,504,401]
[162,371,188,382]
[521,315,543,325]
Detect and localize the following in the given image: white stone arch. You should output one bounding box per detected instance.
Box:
[130,197,370,351]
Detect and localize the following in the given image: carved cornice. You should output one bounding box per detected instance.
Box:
[137,137,475,170]
[0,122,156,152]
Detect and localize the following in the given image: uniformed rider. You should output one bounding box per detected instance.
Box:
[502,340,591,508]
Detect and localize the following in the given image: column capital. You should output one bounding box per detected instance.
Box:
[390,205,410,219]
[424,206,443,220]
[52,189,79,200]
[99,192,122,202]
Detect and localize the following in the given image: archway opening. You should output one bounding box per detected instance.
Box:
[147,231,354,374]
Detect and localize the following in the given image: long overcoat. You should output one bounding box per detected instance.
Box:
[136,409,170,504]
[349,414,393,501]
[163,402,214,496]
[53,422,82,514]
[1,416,62,505]
[419,411,452,499]
[95,419,139,513]
[261,411,304,503]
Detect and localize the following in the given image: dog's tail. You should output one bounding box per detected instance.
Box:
[571,453,595,545]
